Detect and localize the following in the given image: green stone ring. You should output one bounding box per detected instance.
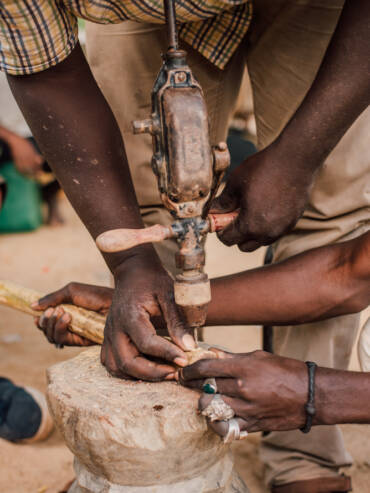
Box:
[202,378,217,394]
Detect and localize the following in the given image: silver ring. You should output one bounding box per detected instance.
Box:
[202,378,217,394]
[202,394,235,422]
[223,418,240,443]
[240,430,249,440]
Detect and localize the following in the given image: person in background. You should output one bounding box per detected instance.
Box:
[0,73,63,226]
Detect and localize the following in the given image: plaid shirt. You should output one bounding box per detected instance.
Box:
[0,1,252,75]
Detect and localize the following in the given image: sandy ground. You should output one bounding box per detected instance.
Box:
[0,198,369,492]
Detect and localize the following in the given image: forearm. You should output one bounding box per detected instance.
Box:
[7,43,157,273]
[315,368,370,425]
[275,0,370,168]
[207,235,370,326]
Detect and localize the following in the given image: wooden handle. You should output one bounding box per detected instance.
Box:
[96,224,173,253]
[0,280,104,344]
[96,212,238,253]
[207,211,239,233]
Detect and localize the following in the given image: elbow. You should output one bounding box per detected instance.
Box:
[334,280,370,316]
[345,288,370,314]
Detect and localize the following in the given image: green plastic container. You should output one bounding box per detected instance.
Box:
[0,161,42,233]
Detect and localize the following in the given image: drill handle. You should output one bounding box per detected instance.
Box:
[96,211,238,253]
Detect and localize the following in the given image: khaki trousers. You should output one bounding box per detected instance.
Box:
[85,0,370,487]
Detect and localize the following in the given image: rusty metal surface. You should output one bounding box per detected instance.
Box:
[163,87,213,204]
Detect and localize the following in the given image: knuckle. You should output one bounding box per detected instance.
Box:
[139,339,151,353]
[194,359,208,373]
[252,350,268,360]
[65,282,77,297]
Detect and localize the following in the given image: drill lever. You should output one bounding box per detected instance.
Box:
[96,211,238,253]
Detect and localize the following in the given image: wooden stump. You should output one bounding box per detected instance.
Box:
[47,347,248,493]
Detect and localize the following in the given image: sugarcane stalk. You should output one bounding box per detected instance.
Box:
[0,280,104,344]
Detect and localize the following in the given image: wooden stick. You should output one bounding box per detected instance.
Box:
[0,280,218,364]
[0,280,104,344]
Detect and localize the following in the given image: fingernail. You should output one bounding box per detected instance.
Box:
[31,302,39,309]
[61,313,70,323]
[182,334,196,350]
[165,373,176,381]
[174,357,188,367]
[45,308,54,317]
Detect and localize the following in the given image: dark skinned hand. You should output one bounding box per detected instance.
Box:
[180,349,308,437]
[211,144,316,252]
[32,282,113,347]
[32,262,193,382]
[102,253,194,381]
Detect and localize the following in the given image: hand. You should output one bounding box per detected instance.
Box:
[211,144,316,251]
[180,350,308,435]
[8,134,44,175]
[101,252,196,382]
[32,282,113,346]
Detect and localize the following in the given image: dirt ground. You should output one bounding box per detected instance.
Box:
[0,198,369,492]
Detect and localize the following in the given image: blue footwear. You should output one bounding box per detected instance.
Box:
[0,377,53,442]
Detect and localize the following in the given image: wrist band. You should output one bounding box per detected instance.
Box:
[300,361,317,434]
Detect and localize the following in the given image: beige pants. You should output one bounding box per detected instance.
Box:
[85,0,370,487]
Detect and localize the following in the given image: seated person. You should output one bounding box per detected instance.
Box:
[32,231,370,435]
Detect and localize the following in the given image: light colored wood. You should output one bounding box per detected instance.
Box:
[0,280,104,344]
[96,212,238,253]
[96,224,172,253]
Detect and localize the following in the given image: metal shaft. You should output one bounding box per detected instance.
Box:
[164,0,178,50]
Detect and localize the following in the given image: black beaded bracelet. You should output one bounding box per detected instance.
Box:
[300,361,317,434]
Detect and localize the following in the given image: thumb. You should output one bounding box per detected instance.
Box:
[31,287,70,311]
[210,186,239,214]
[160,294,196,351]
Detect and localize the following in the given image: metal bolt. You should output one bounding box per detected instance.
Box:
[175,71,187,83]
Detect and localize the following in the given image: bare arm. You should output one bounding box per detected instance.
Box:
[33,232,370,347]
[181,350,370,434]
[214,0,370,251]
[8,43,192,381]
[208,232,370,326]
[7,44,143,259]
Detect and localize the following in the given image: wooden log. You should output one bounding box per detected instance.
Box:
[0,280,217,364]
